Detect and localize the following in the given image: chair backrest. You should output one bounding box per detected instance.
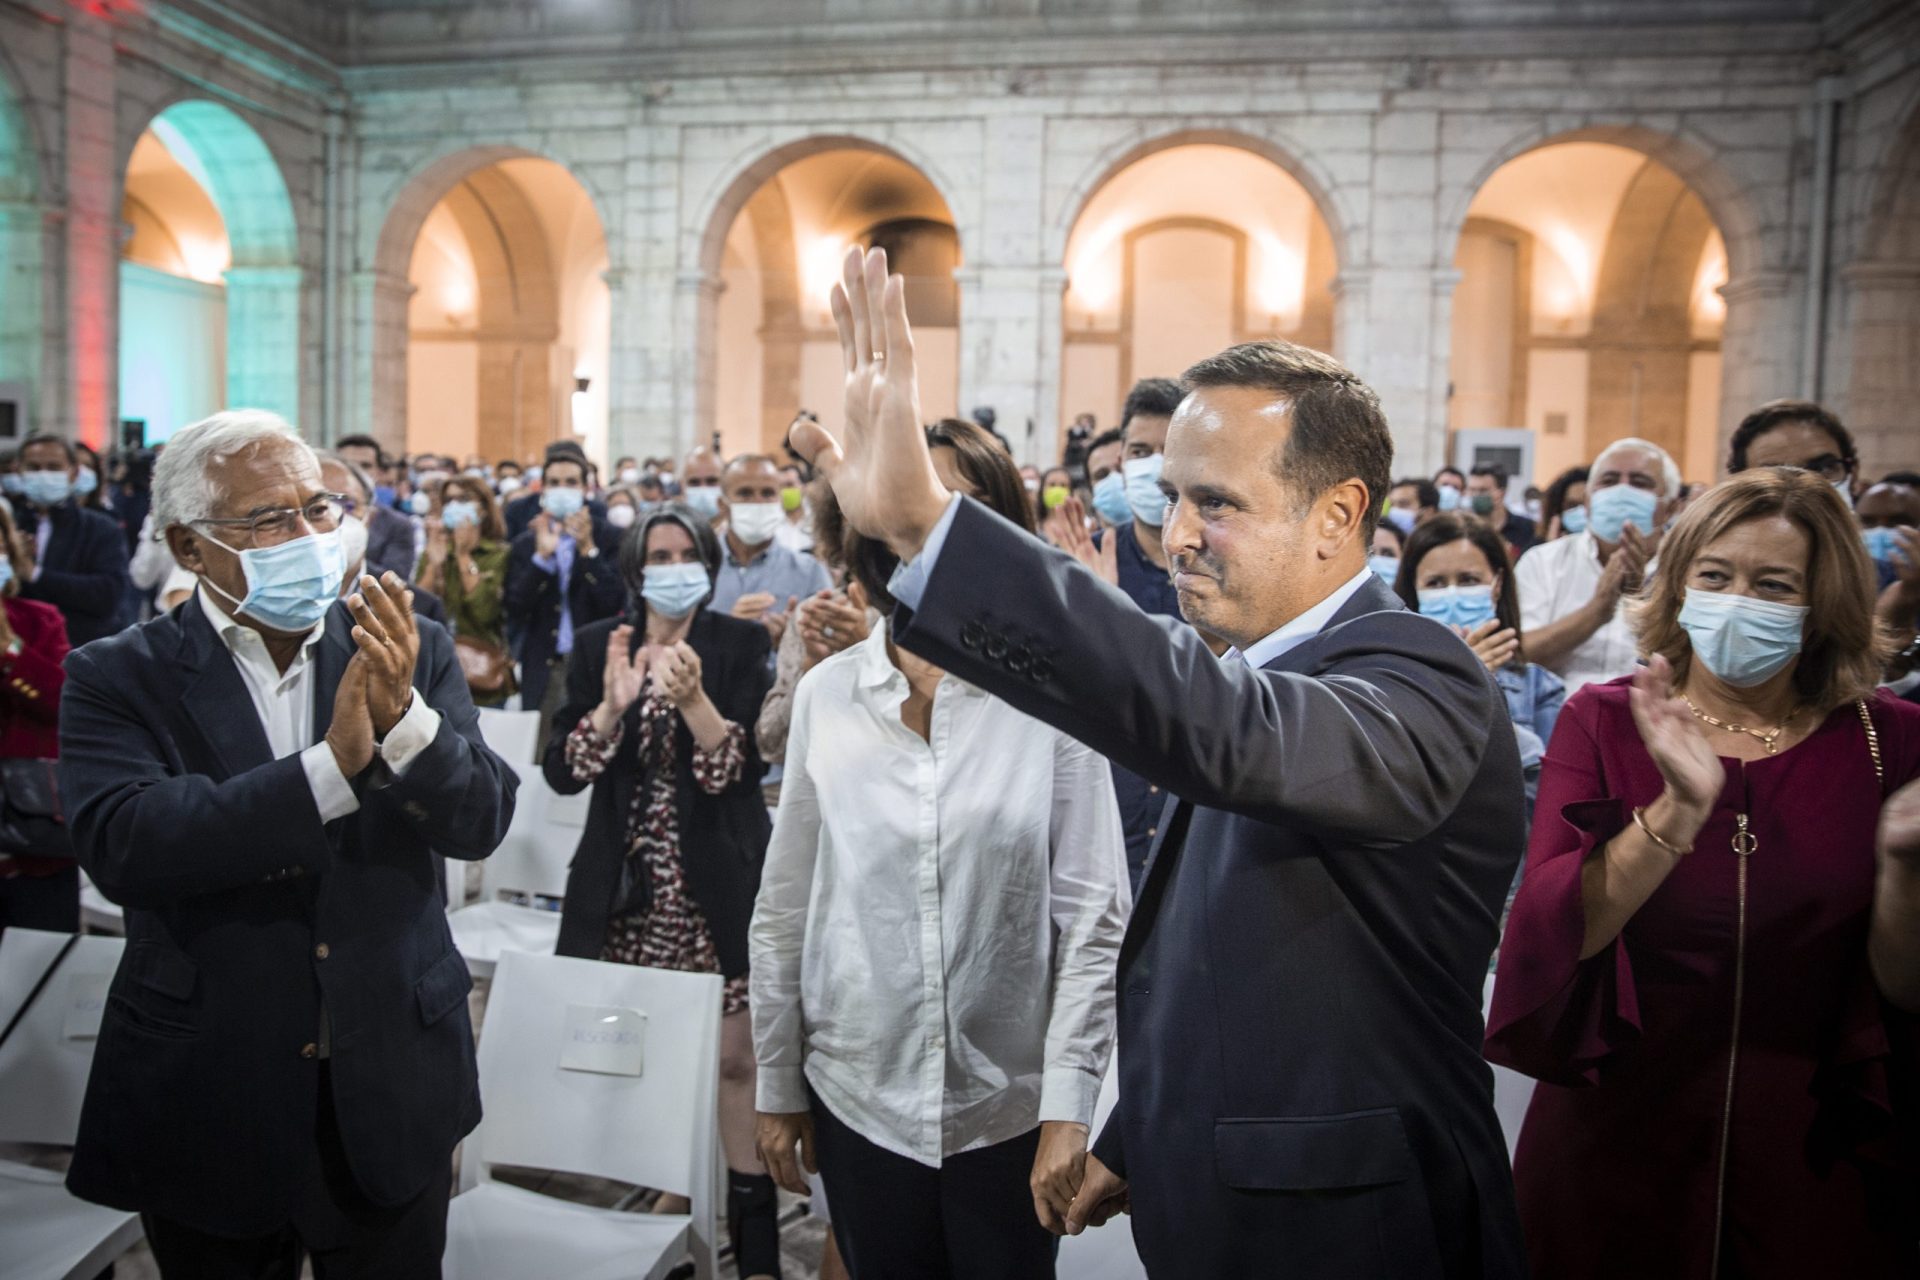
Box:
[466,952,722,1259]
[477,762,582,905]
[475,708,542,766]
[0,929,126,1145]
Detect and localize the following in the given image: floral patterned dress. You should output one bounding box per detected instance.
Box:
[565,687,751,1014]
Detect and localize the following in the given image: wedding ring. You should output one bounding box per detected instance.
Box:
[824,626,836,639]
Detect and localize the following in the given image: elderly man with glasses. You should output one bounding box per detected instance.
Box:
[57,409,517,1278]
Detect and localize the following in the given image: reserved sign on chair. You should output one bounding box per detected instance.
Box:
[558,1004,646,1077]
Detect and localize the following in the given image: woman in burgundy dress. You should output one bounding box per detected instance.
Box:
[1487,466,1920,1279]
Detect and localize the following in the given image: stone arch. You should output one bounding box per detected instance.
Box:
[1048,124,1355,278]
[122,99,302,423]
[0,51,43,432]
[687,134,966,452]
[366,143,614,453]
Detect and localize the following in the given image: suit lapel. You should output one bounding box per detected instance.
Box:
[177,596,274,778]
[312,602,355,741]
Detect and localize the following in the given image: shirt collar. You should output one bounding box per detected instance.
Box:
[1229,566,1376,670]
[724,530,778,568]
[852,620,984,699]
[195,583,329,658]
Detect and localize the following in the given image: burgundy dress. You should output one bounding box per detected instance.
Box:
[1487,678,1919,1279]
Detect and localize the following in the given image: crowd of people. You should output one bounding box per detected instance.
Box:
[8,248,1919,1280]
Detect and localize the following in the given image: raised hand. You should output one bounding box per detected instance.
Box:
[345,572,420,736]
[563,507,594,547]
[1464,620,1519,673]
[731,592,776,622]
[325,652,375,777]
[532,513,560,560]
[452,518,480,555]
[1628,654,1723,815]
[1044,496,1118,586]
[655,641,706,709]
[787,246,951,558]
[424,521,450,566]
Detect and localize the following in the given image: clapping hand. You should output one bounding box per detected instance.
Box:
[532,513,560,559]
[654,641,706,709]
[796,588,870,669]
[424,521,450,566]
[452,518,480,555]
[1463,619,1519,673]
[590,625,648,736]
[1044,496,1118,586]
[1628,654,1723,817]
[787,247,952,558]
[345,572,420,736]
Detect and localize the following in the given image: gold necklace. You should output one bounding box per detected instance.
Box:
[1680,694,1794,755]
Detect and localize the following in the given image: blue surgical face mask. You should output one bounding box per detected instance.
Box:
[1385,507,1418,536]
[1586,483,1658,544]
[1123,455,1166,527]
[1368,554,1401,584]
[681,485,723,520]
[199,527,346,634]
[641,561,711,618]
[1436,484,1462,512]
[20,471,73,508]
[74,467,99,497]
[541,486,585,520]
[1417,583,1498,631]
[407,489,433,516]
[373,484,397,509]
[0,474,22,497]
[1863,525,1907,568]
[1559,504,1588,535]
[1091,472,1131,526]
[442,500,480,529]
[1678,587,1806,688]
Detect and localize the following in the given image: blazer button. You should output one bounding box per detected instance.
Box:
[984,635,1008,661]
[1028,658,1053,683]
[1006,647,1030,675]
[959,622,985,651]
[314,943,330,960]
[1148,826,1158,838]
[300,1043,318,1059]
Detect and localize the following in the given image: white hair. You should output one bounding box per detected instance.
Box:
[1592,436,1682,499]
[152,409,316,530]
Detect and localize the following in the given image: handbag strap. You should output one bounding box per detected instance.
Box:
[0,932,81,1052]
[1857,698,1885,788]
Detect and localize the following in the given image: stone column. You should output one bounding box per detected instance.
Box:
[1716,270,1798,466]
[668,267,723,460]
[349,268,415,456]
[957,110,1050,462]
[61,11,117,445]
[1839,260,1920,475]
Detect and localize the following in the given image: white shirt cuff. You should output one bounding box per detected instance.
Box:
[755,1064,810,1114]
[301,740,362,823]
[1038,1065,1103,1130]
[376,691,441,776]
[884,493,963,611]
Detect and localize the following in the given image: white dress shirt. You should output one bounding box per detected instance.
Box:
[1514,531,1641,693]
[750,626,1130,1166]
[195,588,441,822]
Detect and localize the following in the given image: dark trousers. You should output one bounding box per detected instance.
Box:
[810,1091,1056,1280]
[0,864,80,932]
[142,1066,451,1279]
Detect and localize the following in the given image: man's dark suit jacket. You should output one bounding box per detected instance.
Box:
[58,597,517,1236]
[22,500,130,646]
[893,497,1528,1280]
[502,520,625,711]
[365,504,418,582]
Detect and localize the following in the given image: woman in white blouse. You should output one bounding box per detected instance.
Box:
[750,419,1130,1279]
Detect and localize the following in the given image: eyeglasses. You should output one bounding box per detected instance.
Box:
[1794,454,1852,485]
[197,493,346,544]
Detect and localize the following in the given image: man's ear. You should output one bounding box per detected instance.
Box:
[1318,479,1370,556]
[166,525,206,576]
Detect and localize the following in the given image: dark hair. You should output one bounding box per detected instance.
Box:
[542,453,588,484]
[1373,519,1407,551]
[1087,427,1123,456]
[1120,377,1185,433]
[1435,466,1466,487]
[495,459,522,474]
[845,419,1035,611]
[1394,512,1526,665]
[544,441,587,464]
[1727,399,1856,473]
[1879,471,1920,489]
[1390,476,1439,510]
[620,502,722,614]
[1468,462,1509,491]
[1180,340,1393,539]
[318,451,376,503]
[1541,465,1590,532]
[335,434,388,467]
[18,434,76,467]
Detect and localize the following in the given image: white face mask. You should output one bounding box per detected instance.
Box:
[729,502,786,546]
[337,515,369,578]
[606,504,637,529]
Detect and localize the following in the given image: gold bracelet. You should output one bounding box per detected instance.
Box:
[1632,805,1693,857]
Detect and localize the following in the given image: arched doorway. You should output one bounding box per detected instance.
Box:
[701,142,962,458]
[1060,141,1339,444]
[116,101,299,444]
[377,152,609,467]
[1450,140,1730,487]
[0,59,40,437]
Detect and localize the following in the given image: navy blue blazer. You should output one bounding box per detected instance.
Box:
[502,520,626,711]
[21,500,130,646]
[58,597,516,1235]
[893,497,1528,1280]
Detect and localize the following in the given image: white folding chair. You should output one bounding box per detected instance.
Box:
[75,872,122,936]
[446,951,722,1280]
[0,929,144,1280]
[476,707,542,766]
[447,761,579,976]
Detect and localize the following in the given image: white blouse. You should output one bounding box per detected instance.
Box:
[749,626,1130,1166]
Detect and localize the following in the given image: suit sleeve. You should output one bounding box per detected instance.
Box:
[749,672,820,1113]
[891,497,1499,846]
[362,622,518,861]
[59,645,335,907]
[31,515,129,629]
[501,534,553,626]
[0,606,68,725]
[573,535,627,625]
